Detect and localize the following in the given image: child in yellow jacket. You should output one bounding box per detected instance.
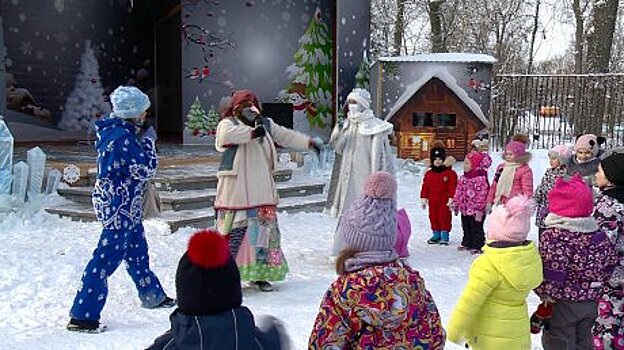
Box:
[447,195,543,350]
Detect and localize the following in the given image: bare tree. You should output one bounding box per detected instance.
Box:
[586,0,620,73]
[393,0,407,55]
[527,0,541,74]
[428,0,447,52]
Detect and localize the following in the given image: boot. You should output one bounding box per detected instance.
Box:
[427,231,441,244]
[439,231,449,245]
[67,318,107,333]
[254,281,274,292]
[154,296,177,308]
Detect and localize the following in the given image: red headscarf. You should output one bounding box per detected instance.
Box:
[222,90,261,118]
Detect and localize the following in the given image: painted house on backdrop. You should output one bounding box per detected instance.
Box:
[371,53,495,160]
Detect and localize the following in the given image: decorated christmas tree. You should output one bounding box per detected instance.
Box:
[58,40,110,132]
[355,52,370,90]
[280,7,333,129]
[206,105,219,135]
[185,97,210,136]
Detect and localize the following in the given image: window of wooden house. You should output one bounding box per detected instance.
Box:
[412,112,434,127]
[437,113,457,128]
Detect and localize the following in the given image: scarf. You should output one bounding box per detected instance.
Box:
[464,168,488,179]
[494,162,522,204]
[344,250,398,272]
[543,213,599,233]
[347,109,392,136]
[603,186,624,204]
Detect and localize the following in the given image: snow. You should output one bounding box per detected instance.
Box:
[384,68,490,127]
[0,151,554,349]
[379,53,497,64]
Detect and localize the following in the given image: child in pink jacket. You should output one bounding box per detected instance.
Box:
[453,150,490,254]
[487,134,534,212]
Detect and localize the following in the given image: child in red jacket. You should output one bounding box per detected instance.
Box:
[421,142,458,245]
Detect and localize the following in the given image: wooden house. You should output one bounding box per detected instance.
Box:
[384,69,489,160]
[371,53,494,160]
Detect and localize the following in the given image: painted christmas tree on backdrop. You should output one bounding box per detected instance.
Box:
[280,7,333,131]
[58,40,111,132]
[185,97,217,136]
[355,52,370,90]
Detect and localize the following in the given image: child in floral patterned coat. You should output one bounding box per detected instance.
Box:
[534,145,573,236]
[453,150,490,254]
[592,149,624,350]
[309,172,445,349]
[535,174,617,350]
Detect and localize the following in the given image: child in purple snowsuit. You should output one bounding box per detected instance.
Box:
[535,174,617,350]
[452,150,489,254]
[592,149,624,350]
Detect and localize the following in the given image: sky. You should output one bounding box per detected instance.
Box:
[532,2,576,62]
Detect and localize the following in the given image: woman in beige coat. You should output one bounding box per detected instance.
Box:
[215,90,321,291]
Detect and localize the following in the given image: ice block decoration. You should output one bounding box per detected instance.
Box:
[63,164,81,184]
[46,169,62,195]
[26,146,47,195]
[0,118,14,194]
[11,161,28,202]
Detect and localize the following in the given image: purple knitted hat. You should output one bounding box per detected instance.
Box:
[339,172,397,252]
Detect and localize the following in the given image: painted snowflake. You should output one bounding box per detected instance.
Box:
[19,41,33,56]
[63,164,81,184]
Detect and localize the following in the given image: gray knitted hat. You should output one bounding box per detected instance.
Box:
[339,172,397,252]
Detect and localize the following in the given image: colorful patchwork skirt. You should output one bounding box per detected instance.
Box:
[216,205,288,282]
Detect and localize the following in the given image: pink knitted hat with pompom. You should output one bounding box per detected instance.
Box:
[340,172,397,252]
[466,151,485,169]
[505,140,527,158]
[487,196,535,242]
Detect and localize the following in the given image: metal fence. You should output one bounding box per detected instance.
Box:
[490,73,624,150]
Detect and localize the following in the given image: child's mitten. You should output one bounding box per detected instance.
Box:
[530,301,553,334]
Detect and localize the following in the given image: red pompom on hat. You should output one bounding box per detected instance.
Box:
[176,229,242,316]
[187,229,230,269]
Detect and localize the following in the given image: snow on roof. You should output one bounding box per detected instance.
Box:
[379,53,497,64]
[384,68,490,127]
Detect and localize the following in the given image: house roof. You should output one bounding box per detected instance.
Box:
[378,53,497,64]
[384,68,490,127]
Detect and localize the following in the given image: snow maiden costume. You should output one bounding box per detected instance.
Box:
[146,230,291,350]
[214,90,320,291]
[67,86,174,333]
[329,88,394,254]
[309,172,446,349]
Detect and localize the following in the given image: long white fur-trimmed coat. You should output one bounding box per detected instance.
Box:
[329,109,395,254]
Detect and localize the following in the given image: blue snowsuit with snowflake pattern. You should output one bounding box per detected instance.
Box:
[69,116,167,322]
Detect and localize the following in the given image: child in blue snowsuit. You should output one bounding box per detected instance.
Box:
[67,86,175,333]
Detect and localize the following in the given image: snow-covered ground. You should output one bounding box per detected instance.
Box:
[0,150,551,349]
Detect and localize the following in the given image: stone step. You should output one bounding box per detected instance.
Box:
[57,179,324,211]
[153,168,293,192]
[45,194,327,232]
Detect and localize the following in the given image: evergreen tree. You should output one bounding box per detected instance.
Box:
[185,97,209,136]
[58,40,110,132]
[206,105,219,135]
[355,52,370,90]
[280,7,333,129]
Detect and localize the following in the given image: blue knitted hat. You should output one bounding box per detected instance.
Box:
[110,86,150,119]
[339,172,397,252]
